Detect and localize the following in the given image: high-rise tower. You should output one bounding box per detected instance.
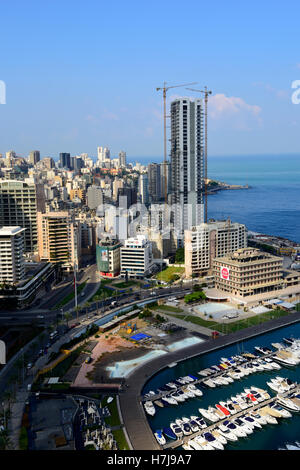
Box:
[170,97,204,240]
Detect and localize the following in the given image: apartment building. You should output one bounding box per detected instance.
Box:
[96,237,121,277]
[37,211,80,270]
[185,220,247,277]
[0,226,26,284]
[0,179,45,252]
[120,235,153,279]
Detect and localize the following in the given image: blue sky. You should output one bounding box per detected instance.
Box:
[1,0,300,159]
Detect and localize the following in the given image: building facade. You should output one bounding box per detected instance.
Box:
[0,226,26,284]
[213,247,284,297]
[185,220,247,277]
[120,235,153,278]
[0,179,45,252]
[96,238,121,277]
[170,97,205,236]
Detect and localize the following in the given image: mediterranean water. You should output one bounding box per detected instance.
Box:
[142,322,300,450]
[130,154,300,243]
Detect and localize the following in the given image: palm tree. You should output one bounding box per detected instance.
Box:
[64,312,72,327]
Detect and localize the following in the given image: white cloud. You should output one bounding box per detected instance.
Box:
[208,93,261,120]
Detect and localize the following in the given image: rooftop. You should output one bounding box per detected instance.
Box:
[0,226,26,236]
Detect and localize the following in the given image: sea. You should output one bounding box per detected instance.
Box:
[142,322,300,451]
[128,153,300,243]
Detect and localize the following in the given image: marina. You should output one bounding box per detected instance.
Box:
[137,320,300,450]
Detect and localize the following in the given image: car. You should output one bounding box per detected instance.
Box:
[26,363,33,370]
[36,315,44,319]
[46,342,51,348]
[38,349,43,356]
[81,292,85,297]
[85,356,92,364]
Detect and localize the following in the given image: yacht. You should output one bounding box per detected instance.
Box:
[240,414,262,429]
[217,423,238,442]
[170,422,183,438]
[182,443,194,451]
[215,403,231,417]
[163,427,177,440]
[171,392,185,403]
[222,373,234,383]
[270,403,292,418]
[212,429,227,445]
[211,406,225,420]
[188,439,203,450]
[248,410,268,426]
[154,400,164,408]
[144,401,156,416]
[264,357,281,369]
[254,346,273,355]
[252,360,266,372]
[187,384,203,396]
[165,382,177,389]
[161,396,178,406]
[154,430,166,446]
[190,415,207,429]
[276,397,300,412]
[219,400,237,415]
[182,387,196,398]
[198,408,219,423]
[257,359,273,371]
[193,435,215,450]
[203,378,216,388]
[223,420,247,438]
[258,410,278,424]
[233,394,249,410]
[272,354,299,367]
[202,432,224,450]
[189,419,200,433]
[233,417,253,435]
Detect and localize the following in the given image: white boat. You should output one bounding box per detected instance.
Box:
[187,384,203,396]
[202,432,224,450]
[144,401,156,416]
[188,439,203,450]
[264,357,281,369]
[233,394,249,410]
[182,387,196,398]
[170,422,183,438]
[212,429,227,445]
[171,392,185,403]
[189,420,200,433]
[194,435,215,450]
[190,415,207,429]
[154,430,166,446]
[249,410,267,426]
[198,408,219,423]
[222,374,234,383]
[258,410,278,424]
[219,400,237,415]
[162,396,178,406]
[217,423,238,442]
[203,378,216,388]
[182,443,194,450]
[276,397,300,412]
[166,382,177,389]
[223,420,247,438]
[270,403,292,418]
[240,415,261,429]
[233,417,253,435]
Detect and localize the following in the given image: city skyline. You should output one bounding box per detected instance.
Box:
[1,1,300,158]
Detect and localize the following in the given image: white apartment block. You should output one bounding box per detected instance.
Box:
[0,226,26,284]
[185,220,247,278]
[120,235,153,279]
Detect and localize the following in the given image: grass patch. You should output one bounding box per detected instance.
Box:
[19,426,28,450]
[156,266,184,283]
[103,399,120,427]
[152,304,183,313]
[112,428,130,450]
[114,280,139,288]
[44,346,83,379]
[166,308,293,334]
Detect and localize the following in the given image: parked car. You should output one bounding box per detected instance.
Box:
[85,356,92,364]
[26,363,33,370]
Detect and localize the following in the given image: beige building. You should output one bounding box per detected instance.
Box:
[37,211,80,270]
[213,247,284,297]
[0,179,45,252]
[185,220,247,278]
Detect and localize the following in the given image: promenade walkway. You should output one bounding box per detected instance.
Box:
[119,311,300,450]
